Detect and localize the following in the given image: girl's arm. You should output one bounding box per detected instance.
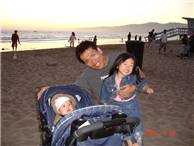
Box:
[135,75,154,94]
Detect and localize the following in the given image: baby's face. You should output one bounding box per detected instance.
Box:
[58,100,74,116]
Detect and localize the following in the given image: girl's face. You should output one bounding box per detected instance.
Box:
[58,100,74,116]
[117,58,134,77]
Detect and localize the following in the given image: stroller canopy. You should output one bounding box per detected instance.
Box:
[39,84,96,130]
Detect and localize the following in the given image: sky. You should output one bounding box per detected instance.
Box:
[0,0,193,30]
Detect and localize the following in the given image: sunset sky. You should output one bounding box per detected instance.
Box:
[0,0,193,30]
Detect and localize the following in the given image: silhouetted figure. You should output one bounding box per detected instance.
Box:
[148,29,155,48]
[128,32,131,41]
[93,35,97,45]
[189,32,194,54]
[138,36,142,41]
[68,32,76,47]
[11,30,20,59]
[134,35,137,40]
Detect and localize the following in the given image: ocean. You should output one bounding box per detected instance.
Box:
[0,30,146,52]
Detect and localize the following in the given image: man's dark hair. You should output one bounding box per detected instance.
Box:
[75,40,97,63]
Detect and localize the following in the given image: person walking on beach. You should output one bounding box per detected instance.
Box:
[93,35,97,45]
[138,35,142,41]
[101,52,154,146]
[128,32,131,41]
[134,35,137,41]
[11,30,20,59]
[159,29,168,54]
[68,32,76,47]
[147,29,155,48]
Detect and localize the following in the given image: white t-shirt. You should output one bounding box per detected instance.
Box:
[160,33,167,43]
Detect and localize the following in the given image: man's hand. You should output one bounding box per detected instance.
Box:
[118,84,136,100]
[36,86,49,100]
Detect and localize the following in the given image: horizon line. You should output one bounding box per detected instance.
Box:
[1,21,187,31]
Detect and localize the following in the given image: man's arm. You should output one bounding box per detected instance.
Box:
[36,86,49,100]
[118,84,136,99]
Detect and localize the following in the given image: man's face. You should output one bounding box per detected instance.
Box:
[80,47,105,69]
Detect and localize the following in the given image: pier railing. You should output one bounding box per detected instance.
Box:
[145,27,189,41]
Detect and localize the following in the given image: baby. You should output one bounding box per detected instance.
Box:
[51,93,76,125]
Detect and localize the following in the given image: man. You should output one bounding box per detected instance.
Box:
[11,30,20,59]
[75,40,136,104]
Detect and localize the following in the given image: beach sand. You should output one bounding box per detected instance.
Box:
[1,42,194,146]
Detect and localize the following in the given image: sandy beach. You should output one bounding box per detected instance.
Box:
[1,42,194,146]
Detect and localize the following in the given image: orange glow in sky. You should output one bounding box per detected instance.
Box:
[0,0,193,30]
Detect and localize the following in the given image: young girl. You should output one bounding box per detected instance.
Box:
[51,93,76,125]
[68,32,76,47]
[100,52,154,146]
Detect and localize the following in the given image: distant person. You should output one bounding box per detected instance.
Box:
[68,32,76,47]
[11,30,20,59]
[138,36,142,41]
[178,34,189,58]
[189,32,194,54]
[147,29,155,48]
[159,29,168,54]
[128,32,131,41]
[78,38,80,44]
[93,35,97,45]
[134,35,137,41]
[51,93,76,125]
[152,32,157,48]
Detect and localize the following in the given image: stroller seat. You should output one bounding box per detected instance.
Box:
[38,84,139,146]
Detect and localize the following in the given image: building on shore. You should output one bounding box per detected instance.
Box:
[182,17,194,35]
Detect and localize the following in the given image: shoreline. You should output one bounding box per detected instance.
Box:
[0,38,126,53]
[1,40,181,53]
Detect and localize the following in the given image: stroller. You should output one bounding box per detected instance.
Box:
[38,84,140,146]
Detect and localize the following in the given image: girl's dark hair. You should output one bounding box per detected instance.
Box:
[109,52,137,76]
[75,40,97,63]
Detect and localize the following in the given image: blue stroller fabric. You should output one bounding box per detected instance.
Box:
[39,84,139,146]
[52,105,124,146]
[39,84,96,131]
